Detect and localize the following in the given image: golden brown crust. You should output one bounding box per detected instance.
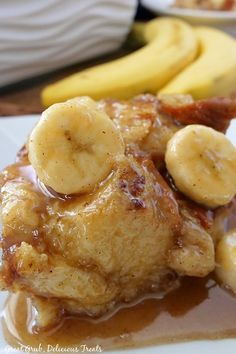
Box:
[158,96,236,133]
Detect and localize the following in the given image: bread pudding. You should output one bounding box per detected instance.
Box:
[0,94,236,331]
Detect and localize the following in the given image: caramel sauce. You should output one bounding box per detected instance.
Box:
[1,159,236,351]
[2,276,236,352]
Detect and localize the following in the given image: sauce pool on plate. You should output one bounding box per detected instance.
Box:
[2,275,236,351]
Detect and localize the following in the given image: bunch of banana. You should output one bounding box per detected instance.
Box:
[42,17,236,105]
[165,124,236,208]
[29,97,125,194]
[42,18,198,106]
[160,27,236,99]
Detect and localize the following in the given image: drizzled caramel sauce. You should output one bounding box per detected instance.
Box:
[1,162,236,351]
[2,275,236,351]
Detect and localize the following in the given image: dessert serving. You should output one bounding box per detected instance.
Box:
[0,94,236,350]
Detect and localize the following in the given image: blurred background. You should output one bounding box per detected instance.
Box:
[0,0,236,115]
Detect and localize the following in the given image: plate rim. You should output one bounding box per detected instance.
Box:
[141,0,236,19]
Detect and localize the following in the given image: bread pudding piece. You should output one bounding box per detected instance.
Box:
[0,94,235,328]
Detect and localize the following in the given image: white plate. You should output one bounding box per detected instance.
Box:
[0,115,236,354]
[141,0,236,36]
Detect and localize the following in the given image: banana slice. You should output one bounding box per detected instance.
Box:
[216,230,236,293]
[28,97,125,195]
[165,124,236,208]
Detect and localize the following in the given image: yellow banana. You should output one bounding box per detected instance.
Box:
[29,97,125,195]
[216,229,236,293]
[165,125,236,208]
[42,18,198,106]
[159,27,236,99]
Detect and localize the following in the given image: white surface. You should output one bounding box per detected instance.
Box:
[141,0,236,36]
[0,0,137,87]
[0,116,235,353]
